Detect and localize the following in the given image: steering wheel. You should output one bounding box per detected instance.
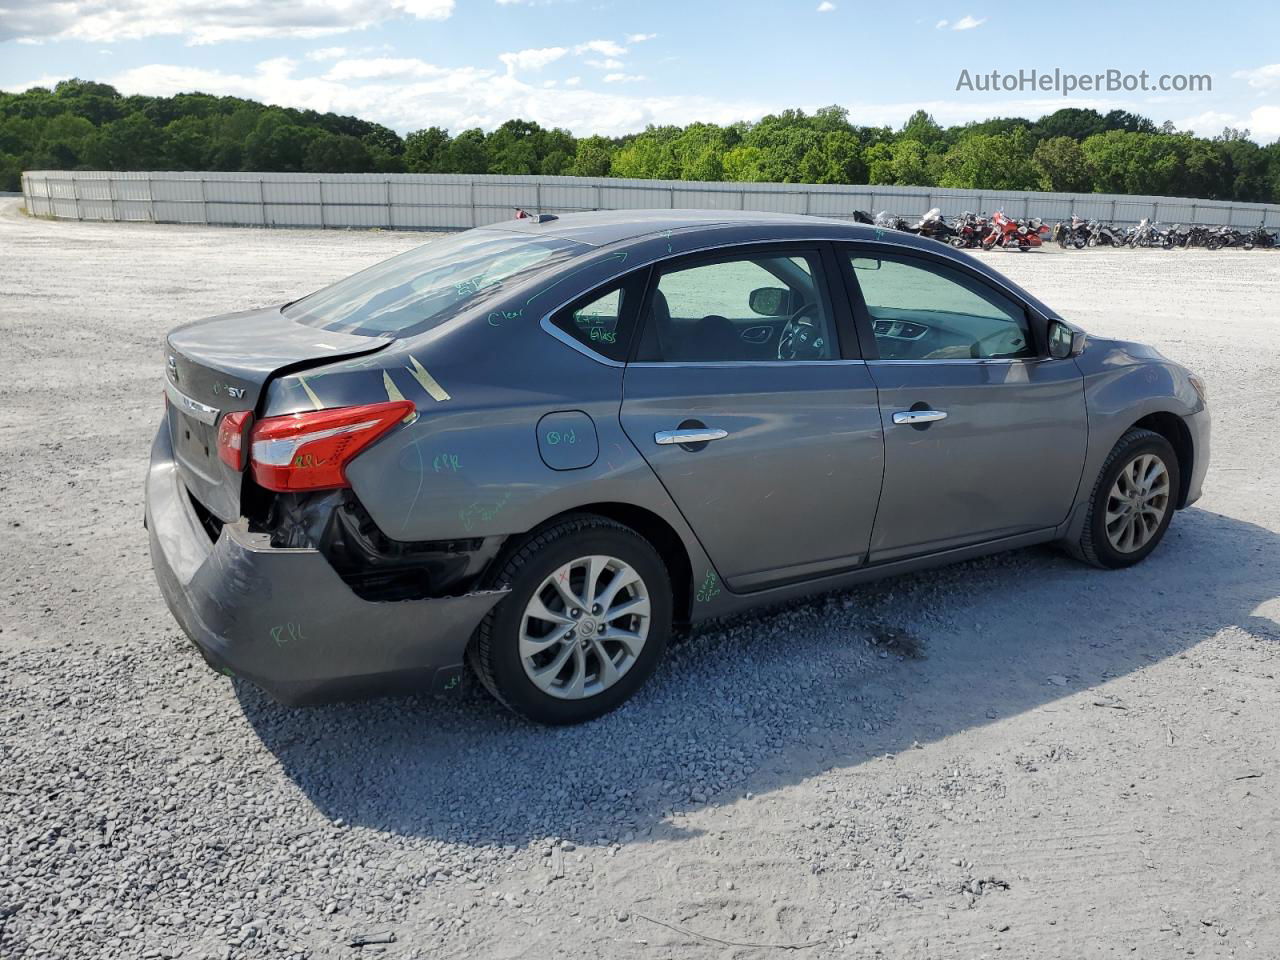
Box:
[777,305,825,360]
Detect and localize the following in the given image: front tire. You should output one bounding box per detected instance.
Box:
[1075,428,1180,569]
[471,516,672,724]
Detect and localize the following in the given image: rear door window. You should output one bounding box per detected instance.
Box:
[635,250,838,362]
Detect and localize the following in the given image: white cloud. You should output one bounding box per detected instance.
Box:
[0,0,455,45]
[603,73,645,84]
[625,32,657,43]
[573,39,626,58]
[70,56,767,138]
[1233,63,1280,91]
[935,19,948,29]
[306,47,349,62]
[1177,106,1280,141]
[323,57,446,81]
[498,46,568,74]
[817,1,835,11]
[952,15,986,30]
[585,58,625,70]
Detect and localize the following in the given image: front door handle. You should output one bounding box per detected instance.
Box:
[892,409,947,425]
[655,428,729,445]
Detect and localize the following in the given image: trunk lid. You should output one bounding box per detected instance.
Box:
[163,306,389,523]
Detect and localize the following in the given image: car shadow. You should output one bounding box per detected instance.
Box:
[236,507,1278,849]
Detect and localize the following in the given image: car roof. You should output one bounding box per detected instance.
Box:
[479,209,1063,322]
[479,208,863,247]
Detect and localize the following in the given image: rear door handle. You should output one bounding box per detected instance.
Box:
[655,428,729,445]
[892,409,947,425]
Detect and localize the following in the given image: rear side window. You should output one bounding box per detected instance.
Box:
[550,275,643,362]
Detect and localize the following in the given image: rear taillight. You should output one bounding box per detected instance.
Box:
[216,410,253,470]
[249,401,415,493]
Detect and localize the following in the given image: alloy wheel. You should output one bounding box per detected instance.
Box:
[1104,453,1171,553]
[519,555,650,700]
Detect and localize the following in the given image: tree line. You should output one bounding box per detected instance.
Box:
[3,78,1279,205]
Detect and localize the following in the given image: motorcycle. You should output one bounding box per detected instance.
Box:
[1242,226,1277,250]
[1057,215,1090,249]
[851,209,876,225]
[911,207,958,244]
[873,210,911,232]
[982,210,1046,251]
[1127,217,1173,249]
[948,211,989,248]
[1206,226,1247,250]
[1086,220,1127,247]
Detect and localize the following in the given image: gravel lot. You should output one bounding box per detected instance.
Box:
[1,200,1277,960]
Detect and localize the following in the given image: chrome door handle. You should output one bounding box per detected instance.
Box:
[892,409,947,425]
[655,428,729,445]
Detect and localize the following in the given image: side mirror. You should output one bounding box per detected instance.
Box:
[748,286,793,317]
[850,256,882,271]
[1048,320,1086,359]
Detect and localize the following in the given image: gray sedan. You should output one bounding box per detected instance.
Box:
[146,211,1210,724]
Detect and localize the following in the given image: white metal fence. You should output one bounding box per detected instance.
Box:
[21,169,1280,232]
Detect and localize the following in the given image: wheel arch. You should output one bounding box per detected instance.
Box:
[1129,411,1194,508]
[486,501,695,625]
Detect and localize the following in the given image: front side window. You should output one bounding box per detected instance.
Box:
[848,253,1034,361]
[636,252,838,362]
[284,230,587,337]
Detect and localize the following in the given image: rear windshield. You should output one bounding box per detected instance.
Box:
[283,230,587,336]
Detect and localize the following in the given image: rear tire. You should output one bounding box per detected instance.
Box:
[470,515,672,724]
[1074,428,1180,569]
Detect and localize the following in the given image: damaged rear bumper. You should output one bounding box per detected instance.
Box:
[145,425,507,705]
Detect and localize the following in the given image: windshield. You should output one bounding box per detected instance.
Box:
[283,230,587,336]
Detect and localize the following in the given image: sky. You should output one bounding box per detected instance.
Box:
[2,1,1279,142]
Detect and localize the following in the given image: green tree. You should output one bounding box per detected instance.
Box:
[0,152,22,191]
[865,139,931,186]
[569,135,615,177]
[404,126,450,173]
[1032,136,1091,192]
[243,112,319,171]
[440,128,489,174]
[303,133,372,173]
[936,128,1036,190]
[1032,108,1108,143]
[88,112,167,168]
[900,110,944,146]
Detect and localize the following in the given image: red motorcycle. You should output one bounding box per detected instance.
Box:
[981,210,1047,251]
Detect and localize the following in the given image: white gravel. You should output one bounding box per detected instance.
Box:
[1,202,1278,959]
